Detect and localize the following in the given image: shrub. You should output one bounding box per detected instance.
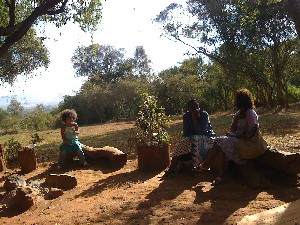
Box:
[4,137,22,166]
[135,93,170,145]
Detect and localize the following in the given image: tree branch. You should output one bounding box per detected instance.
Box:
[46,0,68,15]
[0,0,67,58]
[6,0,16,27]
[170,34,222,63]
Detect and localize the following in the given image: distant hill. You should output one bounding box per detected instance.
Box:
[0,96,59,110]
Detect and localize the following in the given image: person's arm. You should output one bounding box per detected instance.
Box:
[240,109,258,138]
[206,114,215,136]
[182,113,189,137]
[72,122,79,134]
[229,111,239,133]
[61,125,72,145]
[192,111,214,135]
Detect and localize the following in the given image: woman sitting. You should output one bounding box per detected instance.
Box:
[161,98,215,178]
[201,88,268,185]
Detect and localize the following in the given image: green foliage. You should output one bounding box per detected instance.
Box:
[0,103,57,132]
[4,137,22,165]
[23,104,56,131]
[6,98,24,117]
[132,46,153,78]
[0,115,22,134]
[57,78,152,125]
[135,93,170,145]
[71,44,154,84]
[72,44,130,83]
[0,0,102,82]
[0,108,8,123]
[0,29,49,84]
[30,133,44,145]
[155,0,299,107]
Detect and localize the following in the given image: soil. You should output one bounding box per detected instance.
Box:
[0,157,299,225]
[0,106,300,225]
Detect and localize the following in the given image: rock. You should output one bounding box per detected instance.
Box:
[0,186,35,211]
[14,186,35,210]
[256,148,300,175]
[45,174,77,190]
[82,145,127,168]
[44,188,64,200]
[3,174,26,192]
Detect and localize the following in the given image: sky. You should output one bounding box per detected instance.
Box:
[0,0,191,108]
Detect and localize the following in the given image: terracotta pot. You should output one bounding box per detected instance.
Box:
[137,144,170,171]
[18,147,37,173]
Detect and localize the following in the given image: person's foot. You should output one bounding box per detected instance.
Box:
[211,177,223,186]
[160,169,175,179]
[196,163,210,171]
[82,162,89,167]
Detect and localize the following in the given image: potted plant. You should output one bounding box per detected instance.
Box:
[135,93,171,171]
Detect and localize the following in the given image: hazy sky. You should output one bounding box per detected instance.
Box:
[0,0,190,108]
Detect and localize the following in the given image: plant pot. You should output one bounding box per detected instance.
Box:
[18,147,37,173]
[137,143,170,171]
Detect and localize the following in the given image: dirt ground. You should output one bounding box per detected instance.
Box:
[0,106,300,225]
[0,157,299,225]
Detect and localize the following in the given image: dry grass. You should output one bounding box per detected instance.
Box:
[0,107,299,167]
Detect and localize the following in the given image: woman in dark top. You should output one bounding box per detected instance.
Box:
[161,98,215,178]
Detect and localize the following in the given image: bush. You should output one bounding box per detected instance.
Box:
[135,93,171,145]
[4,137,22,166]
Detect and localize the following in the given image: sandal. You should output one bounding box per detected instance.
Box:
[211,177,223,186]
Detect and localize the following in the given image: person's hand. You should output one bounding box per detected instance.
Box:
[71,122,78,127]
[64,140,73,145]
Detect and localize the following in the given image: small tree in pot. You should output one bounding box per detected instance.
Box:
[135,93,171,170]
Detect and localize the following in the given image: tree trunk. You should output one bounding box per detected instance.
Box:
[288,0,300,37]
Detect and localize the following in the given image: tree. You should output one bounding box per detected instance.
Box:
[155,0,299,107]
[72,44,130,84]
[0,28,49,83]
[24,104,55,130]
[155,57,213,114]
[6,97,24,117]
[0,0,102,59]
[132,46,152,78]
[287,0,300,36]
[155,1,253,92]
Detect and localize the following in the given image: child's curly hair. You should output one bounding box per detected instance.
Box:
[58,109,78,123]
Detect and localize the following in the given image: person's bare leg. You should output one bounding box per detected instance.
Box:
[211,149,225,186]
[161,155,180,178]
[215,149,225,178]
[166,155,179,172]
[202,142,220,170]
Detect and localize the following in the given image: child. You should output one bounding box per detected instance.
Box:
[57,109,88,170]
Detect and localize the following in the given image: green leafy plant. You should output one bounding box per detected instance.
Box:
[30,133,44,145]
[4,137,22,165]
[135,93,171,145]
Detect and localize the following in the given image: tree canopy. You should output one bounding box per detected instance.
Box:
[72,44,153,84]
[155,0,299,107]
[0,0,102,83]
